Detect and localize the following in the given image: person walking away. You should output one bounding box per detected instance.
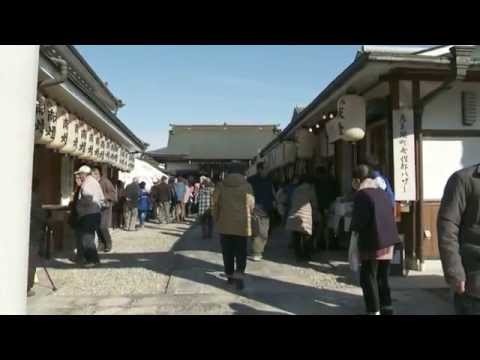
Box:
[138,181,151,228]
[113,180,126,229]
[193,180,201,214]
[124,178,140,231]
[75,165,104,267]
[314,166,339,250]
[248,162,275,261]
[285,175,319,262]
[152,176,171,224]
[168,177,178,223]
[197,178,215,239]
[213,162,255,290]
[350,164,400,315]
[92,167,117,252]
[438,164,480,315]
[27,178,48,297]
[174,177,187,222]
[184,181,194,218]
[68,173,85,263]
[150,178,161,223]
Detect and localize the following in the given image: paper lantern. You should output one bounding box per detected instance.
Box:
[59,115,79,155]
[35,98,57,145]
[46,107,69,150]
[98,135,107,163]
[337,94,366,142]
[78,125,93,160]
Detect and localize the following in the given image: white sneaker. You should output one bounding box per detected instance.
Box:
[251,255,262,262]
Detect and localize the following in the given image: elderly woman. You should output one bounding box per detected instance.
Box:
[285,175,319,262]
[350,164,400,315]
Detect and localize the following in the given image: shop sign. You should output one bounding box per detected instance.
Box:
[393,108,416,201]
[337,94,366,142]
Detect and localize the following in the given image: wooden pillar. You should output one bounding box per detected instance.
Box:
[413,80,424,267]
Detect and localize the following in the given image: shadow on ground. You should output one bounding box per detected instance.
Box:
[47,219,363,315]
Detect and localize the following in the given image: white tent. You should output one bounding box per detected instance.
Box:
[119,158,168,191]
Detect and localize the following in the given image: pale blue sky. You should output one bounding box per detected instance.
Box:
[76,45,366,150]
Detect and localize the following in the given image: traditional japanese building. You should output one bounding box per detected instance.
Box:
[148,123,280,181]
[34,45,147,250]
[257,45,480,273]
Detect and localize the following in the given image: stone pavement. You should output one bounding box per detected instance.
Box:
[27,218,454,315]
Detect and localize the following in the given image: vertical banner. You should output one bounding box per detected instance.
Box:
[393,108,416,201]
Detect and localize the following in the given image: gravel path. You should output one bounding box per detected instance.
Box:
[27,218,452,315]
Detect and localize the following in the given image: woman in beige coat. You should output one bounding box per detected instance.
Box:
[286,175,319,261]
[212,162,255,290]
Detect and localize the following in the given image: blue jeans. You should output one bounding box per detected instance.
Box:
[138,210,148,225]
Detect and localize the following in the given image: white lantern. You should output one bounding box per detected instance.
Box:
[35,98,57,145]
[79,125,93,160]
[295,128,316,159]
[337,94,366,142]
[59,115,79,155]
[98,135,107,163]
[46,107,69,150]
[72,120,86,157]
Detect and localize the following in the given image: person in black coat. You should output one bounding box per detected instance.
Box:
[351,164,400,315]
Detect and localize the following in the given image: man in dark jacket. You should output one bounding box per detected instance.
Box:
[438,164,480,314]
[124,178,140,231]
[248,162,275,261]
[92,167,117,252]
[151,176,172,224]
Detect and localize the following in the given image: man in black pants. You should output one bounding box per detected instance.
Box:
[212,162,255,290]
[92,167,117,252]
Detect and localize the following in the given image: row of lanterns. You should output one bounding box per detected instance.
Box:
[261,94,367,170]
[35,96,135,172]
[307,94,366,143]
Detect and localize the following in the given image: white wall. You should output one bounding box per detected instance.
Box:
[423,137,480,200]
[422,81,480,130]
[0,46,39,314]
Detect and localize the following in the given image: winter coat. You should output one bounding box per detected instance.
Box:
[212,173,255,237]
[174,182,187,203]
[351,179,400,254]
[76,175,105,217]
[125,182,140,208]
[438,164,480,298]
[151,183,171,203]
[286,183,319,235]
[371,170,395,208]
[99,177,117,207]
[248,174,275,213]
[138,190,151,211]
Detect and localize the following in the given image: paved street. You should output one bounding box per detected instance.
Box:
[28,219,454,315]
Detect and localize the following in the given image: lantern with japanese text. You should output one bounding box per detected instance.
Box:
[337,94,366,142]
[73,121,88,157]
[59,114,79,155]
[46,107,69,150]
[128,153,135,172]
[91,131,102,162]
[98,135,107,163]
[79,125,94,160]
[35,98,58,145]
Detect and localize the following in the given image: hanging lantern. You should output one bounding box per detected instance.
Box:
[59,114,79,155]
[46,107,69,150]
[98,135,107,163]
[35,98,58,145]
[73,121,87,157]
[79,125,93,160]
[337,94,366,142]
[92,131,102,162]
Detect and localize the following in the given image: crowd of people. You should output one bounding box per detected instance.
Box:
[27,156,480,315]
